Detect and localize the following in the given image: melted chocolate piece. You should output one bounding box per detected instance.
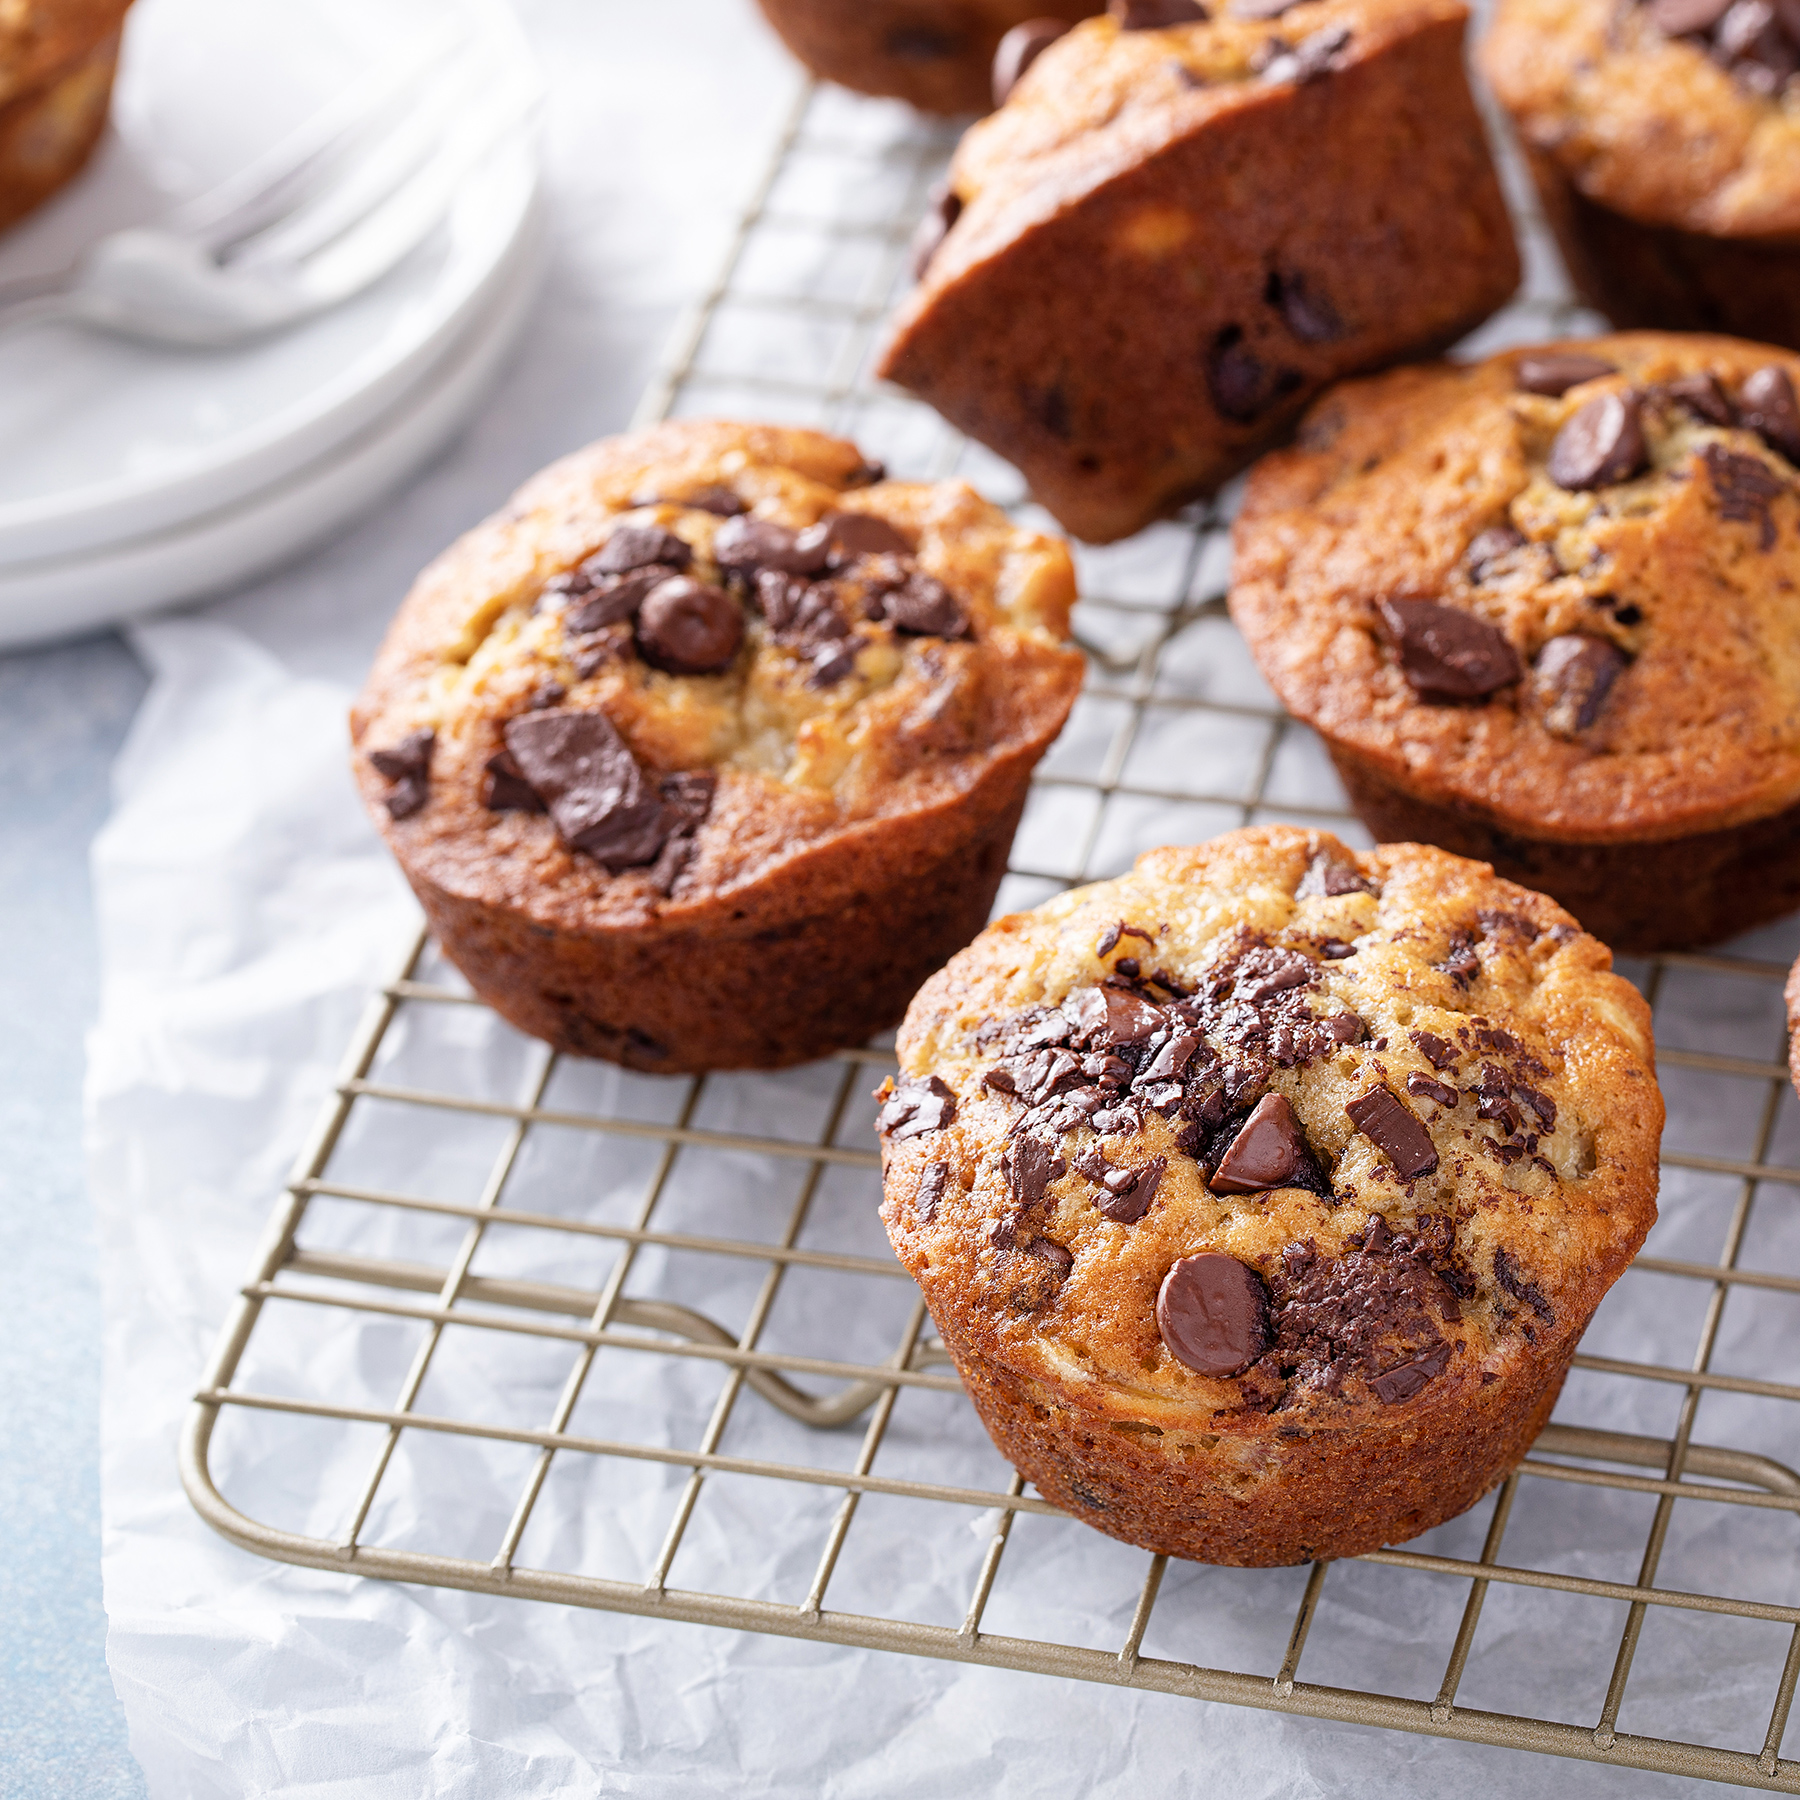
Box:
[1740,366,1800,463]
[1066,985,1164,1044]
[1514,351,1618,397]
[910,182,963,283]
[1076,1147,1166,1223]
[591,525,692,576]
[1437,928,1479,986]
[1269,271,1344,345]
[1095,919,1154,958]
[878,1075,958,1140]
[1663,371,1734,425]
[1493,1246,1555,1323]
[565,564,680,634]
[483,748,545,813]
[669,485,746,517]
[1111,0,1208,23]
[713,516,831,582]
[812,512,911,568]
[502,710,671,868]
[1028,1238,1074,1280]
[1534,634,1629,737]
[1406,1071,1458,1108]
[634,576,745,675]
[1158,1253,1271,1376]
[1210,1092,1307,1194]
[1346,1085,1438,1178]
[1368,1343,1453,1403]
[1546,390,1648,490]
[992,17,1071,104]
[1703,444,1788,551]
[917,1161,948,1222]
[871,568,969,638]
[526,681,566,710]
[1258,23,1352,81]
[1379,599,1522,702]
[367,728,435,820]
[1005,1133,1065,1205]
[646,771,716,895]
[1295,849,1375,899]
[1465,523,1528,580]
[1206,325,1293,422]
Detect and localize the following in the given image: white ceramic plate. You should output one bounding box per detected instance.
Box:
[0,0,539,570]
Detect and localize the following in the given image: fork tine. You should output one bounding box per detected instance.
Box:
[167,22,469,256]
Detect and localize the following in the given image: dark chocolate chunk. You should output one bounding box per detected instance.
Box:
[1094,919,1154,958]
[1546,390,1648,490]
[713,516,831,582]
[1140,1027,1203,1083]
[1406,1071,1458,1108]
[810,511,911,568]
[1369,1342,1453,1404]
[873,569,969,638]
[367,728,435,820]
[1206,326,1274,423]
[1028,1238,1074,1280]
[1259,22,1352,81]
[1269,271,1344,345]
[672,486,746,517]
[1534,634,1628,737]
[502,710,669,867]
[635,576,745,675]
[1414,1032,1460,1078]
[1005,1133,1065,1205]
[1066,984,1165,1045]
[1663,371,1734,425]
[878,1074,958,1140]
[1379,599,1523,702]
[1101,1156,1165,1224]
[483,749,545,813]
[1514,351,1618,397]
[1465,523,1527,580]
[590,525,691,576]
[1738,367,1800,462]
[910,182,963,283]
[1346,1085,1439,1178]
[1704,445,1788,553]
[1646,0,1733,29]
[1516,1083,1557,1130]
[754,569,852,643]
[992,17,1071,104]
[1110,0,1208,24]
[1493,1246,1555,1322]
[1296,849,1375,899]
[646,770,717,894]
[886,25,958,56]
[1157,1253,1272,1377]
[1210,1093,1307,1194]
[1472,1063,1522,1135]
[564,564,678,634]
[1437,928,1479,986]
[1320,939,1356,960]
[526,680,566,710]
[917,1161,948,1222]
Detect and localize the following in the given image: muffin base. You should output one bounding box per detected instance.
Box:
[1526,150,1800,352]
[940,1315,1571,1565]
[403,757,1034,1073]
[0,30,120,232]
[1330,747,1800,954]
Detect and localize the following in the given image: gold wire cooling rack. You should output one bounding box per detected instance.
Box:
[183,78,1800,1791]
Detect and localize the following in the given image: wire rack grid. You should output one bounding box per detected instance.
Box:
[182,75,1800,1792]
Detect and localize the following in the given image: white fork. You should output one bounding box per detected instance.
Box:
[0,31,540,348]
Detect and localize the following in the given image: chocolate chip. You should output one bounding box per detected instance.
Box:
[368,728,435,820]
[917,1161,948,1222]
[872,569,968,638]
[502,710,671,868]
[1140,1027,1203,1082]
[1493,1246,1555,1323]
[484,748,545,813]
[811,511,912,568]
[1101,1156,1166,1224]
[1210,1093,1307,1194]
[1206,325,1279,423]
[1514,351,1618,397]
[1296,849,1376,899]
[590,525,692,576]
[1716,0,1785,60]
[1534,634,1628,737]
[1028,1238,1074,1280]
[1739,366,1800,463]
[1547,390,1648,490]
[1005,1134,1064,1205]
[564,564,678,633]
[1346,1085,1439,1179]
[1369,1342,1452,1404]
[1646,0,1733,28]
[1259,23,1352,81]
[1406,1071,1458,1108]
[1702,444,1787,550]
[1268,271,1344,344]
[1465,524,1527,580]
[1066,985,1164,1045]
[1411,1031,1457,1069]
[1379,599,1522,702]
[713,516,831,583]
[633,576,745,675]
[526,681,566,710]
[666,485,745,517]
[910,182,963,283]
[992,17,1071,104]
[1320,940,1356,960]
[878,1074,958,1140]
[1663,372,1734,425]
[1157,1253,1272,1377]
[1436,928,1479,986]
[1111,0,1208,24]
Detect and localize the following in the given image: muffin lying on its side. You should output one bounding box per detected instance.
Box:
[878,827,1660,1565]
[878,0,1519,542]
[1232,332,1800,952]
[351,419,1082,1072]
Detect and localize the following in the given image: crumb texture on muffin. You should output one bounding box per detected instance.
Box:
[878,827,1660,1562]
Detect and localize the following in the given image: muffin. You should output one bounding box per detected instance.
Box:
[0,0,131,232]
[1484,0,1800,350]
[876,0,1519,544]
[351,419,1083,1072]
[752,1,1101,113]
[1231,332,1800,954]
[877,826,1660,1565]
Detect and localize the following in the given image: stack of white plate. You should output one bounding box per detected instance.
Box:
[0,0,542,650]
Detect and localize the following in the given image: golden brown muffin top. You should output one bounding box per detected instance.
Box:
[350,419,1081,927]
[1483,0,1800,238]
[1230,333,1800,842]
[879,827,1660,1430]
[910,0,1471,291]
[0,0,128,105]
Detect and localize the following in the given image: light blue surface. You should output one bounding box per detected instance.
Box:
[0,634,150,1799]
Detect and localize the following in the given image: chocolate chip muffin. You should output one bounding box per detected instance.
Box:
[1231,333,1800,953]
[351,419,1082,1072]
[1484,0,1800,349]
[876,0,1519,544]
[752,1,1101,113]
[0,0,131,231]
[878,826,1660,1565]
